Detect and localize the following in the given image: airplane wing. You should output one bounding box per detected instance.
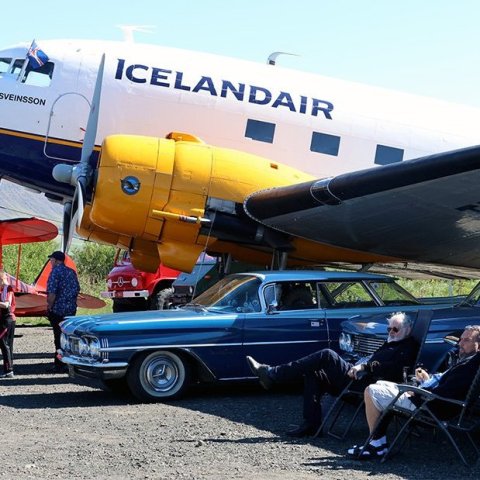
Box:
[244,145,480,275]
[14,292,106,317]
[77,293,106,310]
[0,217,58,244]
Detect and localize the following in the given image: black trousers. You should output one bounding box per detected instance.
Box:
[48,311,66,367]
[0,315,14,373]
[270,349,368,424]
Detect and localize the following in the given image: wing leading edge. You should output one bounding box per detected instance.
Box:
[244,145,480,271]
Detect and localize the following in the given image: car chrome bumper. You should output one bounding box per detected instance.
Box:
[62,356,128,380]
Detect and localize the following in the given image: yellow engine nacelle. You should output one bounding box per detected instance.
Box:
[84,133,313,272]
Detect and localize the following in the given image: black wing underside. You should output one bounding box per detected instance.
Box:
[245,145,480,279]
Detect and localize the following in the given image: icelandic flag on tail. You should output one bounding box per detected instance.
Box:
[27,40,49,69]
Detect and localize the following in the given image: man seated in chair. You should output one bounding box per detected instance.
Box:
[247,312,418,437]
[347,325,480,460]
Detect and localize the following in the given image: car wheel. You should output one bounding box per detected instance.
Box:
[127,350,190,401]
[150,288,174,310]
[101,378,130,395]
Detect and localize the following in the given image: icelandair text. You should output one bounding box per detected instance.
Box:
[115,59,333,120]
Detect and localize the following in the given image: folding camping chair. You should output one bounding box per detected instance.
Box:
[315,309,434,439]
[366,358,480,466]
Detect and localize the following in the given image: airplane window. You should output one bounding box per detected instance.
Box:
[6,59,54,86]
[10,59,24,76]
[310,132,340,156]
[374,145,404,165]
[245,119,276,143]
[0,58,12,74]
[22,62,55,87]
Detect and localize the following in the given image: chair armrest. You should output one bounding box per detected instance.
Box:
[397,384,433,397]
[397,384,466,408]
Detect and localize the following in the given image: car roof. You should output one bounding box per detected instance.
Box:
[233,270,395,282]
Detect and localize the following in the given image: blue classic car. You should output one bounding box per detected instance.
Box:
[339,281,480,373]
[60,270,452,401]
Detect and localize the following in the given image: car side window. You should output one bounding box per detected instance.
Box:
[276,282,317,311]
[323,281,376,308]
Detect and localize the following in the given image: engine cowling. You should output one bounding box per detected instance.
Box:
[78,132,395,272]
[82,133,313,272]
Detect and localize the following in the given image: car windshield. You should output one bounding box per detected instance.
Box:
[367,281,420,306]
[460,281,480,307]
[191,275,262,313]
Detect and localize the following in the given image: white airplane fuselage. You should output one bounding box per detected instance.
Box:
[1,39,479,203]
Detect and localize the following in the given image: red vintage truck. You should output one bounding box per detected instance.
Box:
[101,250,181,312]
[101,250,219,312]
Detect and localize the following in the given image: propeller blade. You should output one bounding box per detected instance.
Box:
[62,201,72,253]
[80,53,105,167]
[76,177,86,228]
[68,203,79,253]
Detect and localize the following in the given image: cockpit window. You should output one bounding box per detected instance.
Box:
[22,61,54,86]
[5,58,54,87]
[10,59,24,76]
[0,58,11,73]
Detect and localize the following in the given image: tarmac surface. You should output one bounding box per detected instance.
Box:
[0,326,478,479]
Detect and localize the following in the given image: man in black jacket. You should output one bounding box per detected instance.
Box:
[247,312,418,437]
[347,325,480,459]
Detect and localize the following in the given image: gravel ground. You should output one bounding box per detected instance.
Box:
[0,327,478,480]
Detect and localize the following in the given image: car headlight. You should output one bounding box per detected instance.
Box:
[78,337,90,356]
[131,277,138,287]
[107,278,112,288]
[89,338,101,359]
[60,333,70,352]
[339,332,353,352]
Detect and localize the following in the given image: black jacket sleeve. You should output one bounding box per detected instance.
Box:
[365,336,419,383]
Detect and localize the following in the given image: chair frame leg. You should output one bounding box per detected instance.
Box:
[314,392,364,440]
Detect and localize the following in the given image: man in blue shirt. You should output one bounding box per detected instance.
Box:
[46,251,80,373]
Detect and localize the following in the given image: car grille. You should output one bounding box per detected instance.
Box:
[101,338,109,360]
[351,334,384,356]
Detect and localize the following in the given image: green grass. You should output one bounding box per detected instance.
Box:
[397,278,478,298]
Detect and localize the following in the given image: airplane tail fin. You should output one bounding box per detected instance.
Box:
[33,254,78,293]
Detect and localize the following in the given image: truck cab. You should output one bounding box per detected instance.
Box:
[101,250,181,312]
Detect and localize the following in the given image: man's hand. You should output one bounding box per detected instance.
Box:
[347,364,363,379]
[415,367,430,383]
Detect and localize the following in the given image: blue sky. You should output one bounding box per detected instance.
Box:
[1,0,480,106]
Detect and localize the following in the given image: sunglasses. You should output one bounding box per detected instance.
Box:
[387,326,400,333]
